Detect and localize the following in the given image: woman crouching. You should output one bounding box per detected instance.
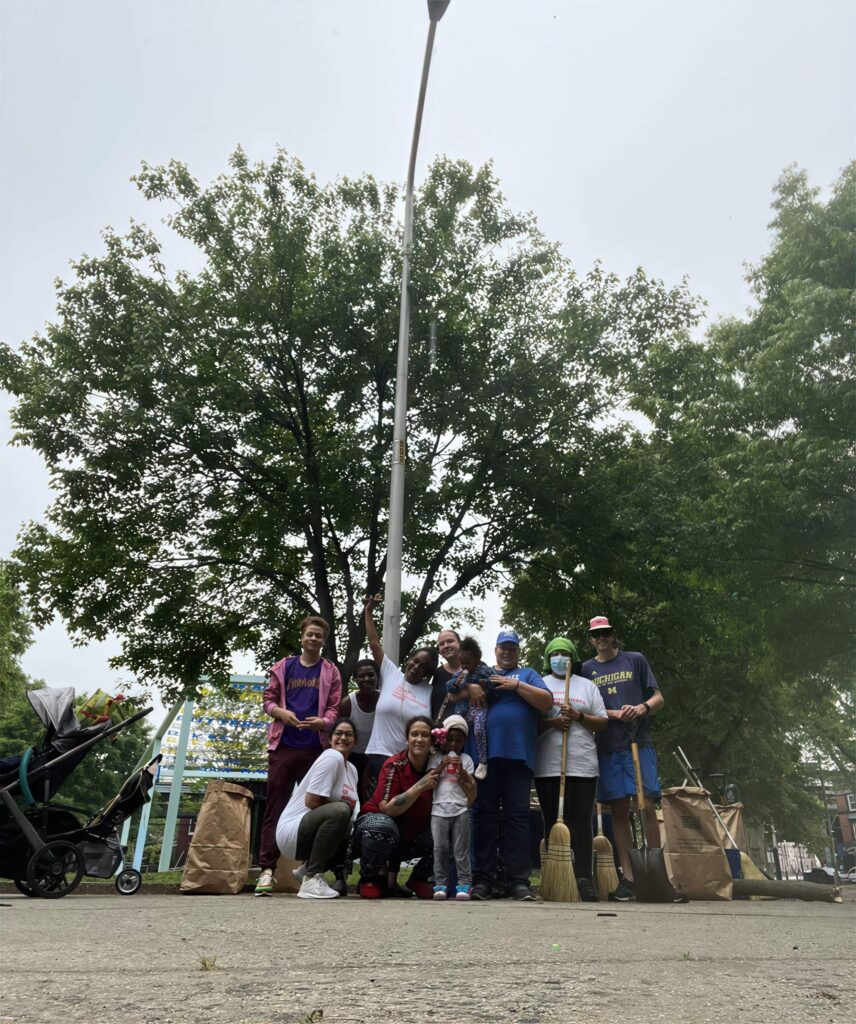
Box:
[275,718,360,899]
[353,716,439,899]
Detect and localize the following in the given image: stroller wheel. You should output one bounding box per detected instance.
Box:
[13,878,38,898]
[26,841,85,899]
[115,868,142,895]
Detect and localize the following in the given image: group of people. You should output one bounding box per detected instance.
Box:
[254,600,667,903]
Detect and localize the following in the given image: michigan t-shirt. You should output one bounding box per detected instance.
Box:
[581,651,659,753]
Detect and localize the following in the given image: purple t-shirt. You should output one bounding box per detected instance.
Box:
[581,651,659,753]
[280,659,322,749]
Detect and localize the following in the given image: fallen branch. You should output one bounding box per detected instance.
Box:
[732,878,843,903]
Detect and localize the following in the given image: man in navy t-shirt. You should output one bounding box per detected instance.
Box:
[581,615,665,902]
[469,626,552,901]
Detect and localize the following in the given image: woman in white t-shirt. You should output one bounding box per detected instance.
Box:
[534,636,607,903]
[362,595,439,795]
[275,717,360,899]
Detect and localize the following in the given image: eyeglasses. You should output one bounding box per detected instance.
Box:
[589,630,613,639]
[332,731,355,739]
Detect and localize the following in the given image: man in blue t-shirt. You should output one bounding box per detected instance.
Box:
[469,626,552,901]
[581,615,665,902]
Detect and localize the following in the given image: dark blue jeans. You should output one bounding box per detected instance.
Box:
[472,757,533,890]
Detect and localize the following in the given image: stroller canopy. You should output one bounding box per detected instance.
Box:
[26,687,107,752]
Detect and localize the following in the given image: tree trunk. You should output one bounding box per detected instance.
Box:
[731,878,842,903]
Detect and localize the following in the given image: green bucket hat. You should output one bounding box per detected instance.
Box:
[542,636,579,673]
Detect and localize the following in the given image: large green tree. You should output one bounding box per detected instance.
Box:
[507,163,855,845]
[0,560,31,700]
[0,149,699,697]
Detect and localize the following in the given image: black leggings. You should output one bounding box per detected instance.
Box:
[534,775,598,881]
[352,813,433,885]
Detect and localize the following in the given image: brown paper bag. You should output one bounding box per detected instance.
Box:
[180,780,253,894]
[661,786,732,901]
[714,802,749,852]
[272,854,304,893]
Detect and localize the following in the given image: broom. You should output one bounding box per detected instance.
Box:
[593,802,619,900]
[539,660,580,903]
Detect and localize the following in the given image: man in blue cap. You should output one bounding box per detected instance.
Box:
[469,626,551,901]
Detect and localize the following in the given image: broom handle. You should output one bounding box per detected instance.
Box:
[630,740,648,852]
[558,658,573,810]
[597,802,604,835]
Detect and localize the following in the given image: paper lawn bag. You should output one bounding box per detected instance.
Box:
[272,854,303,893]
[661,786,732,901]
[180,780,253,894]
[714,802,749,853]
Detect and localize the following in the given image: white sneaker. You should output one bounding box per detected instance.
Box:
[292,863,307,882]
[297,874,340,900]
[475,763,488,780]
[254,868,274,897]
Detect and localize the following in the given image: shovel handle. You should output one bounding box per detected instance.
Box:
[630,741,648,850]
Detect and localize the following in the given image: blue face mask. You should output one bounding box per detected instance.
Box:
[550,654,570,675]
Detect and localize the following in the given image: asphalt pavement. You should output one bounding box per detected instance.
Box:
[1,892,853,1024]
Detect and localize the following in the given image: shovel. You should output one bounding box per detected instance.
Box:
[629,735,683,903]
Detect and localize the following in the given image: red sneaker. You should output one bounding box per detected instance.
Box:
[359,882,382,900]
[407,880,434,900]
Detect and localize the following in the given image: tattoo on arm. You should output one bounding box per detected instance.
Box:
[393,793,408,807]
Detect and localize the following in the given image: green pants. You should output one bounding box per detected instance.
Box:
[295,801,351,876]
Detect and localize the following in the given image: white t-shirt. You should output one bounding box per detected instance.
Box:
[428,750,475,818]
[365,656,433,757]
[347,693,376,755]
[534,673,607,778]
[275,749,359,859]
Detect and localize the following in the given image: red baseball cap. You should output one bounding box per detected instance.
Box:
[588,616,613,632]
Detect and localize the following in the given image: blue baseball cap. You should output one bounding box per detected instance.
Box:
[496,626,520,646]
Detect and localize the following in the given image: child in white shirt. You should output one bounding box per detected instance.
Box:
[428,715,477,900]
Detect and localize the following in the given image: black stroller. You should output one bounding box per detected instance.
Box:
[0,686,159,898]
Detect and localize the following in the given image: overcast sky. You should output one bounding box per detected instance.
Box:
[1,0,853,705]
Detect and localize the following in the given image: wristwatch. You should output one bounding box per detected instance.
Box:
[643,702,651,715]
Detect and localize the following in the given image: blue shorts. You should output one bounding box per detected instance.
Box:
[597,747,662,804]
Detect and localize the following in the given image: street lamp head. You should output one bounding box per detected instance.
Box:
[427,0,450,22]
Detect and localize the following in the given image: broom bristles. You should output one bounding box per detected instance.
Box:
[595,849,620,900]
[540,822,580,903]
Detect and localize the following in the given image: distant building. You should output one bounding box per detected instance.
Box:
[831,791,856,868]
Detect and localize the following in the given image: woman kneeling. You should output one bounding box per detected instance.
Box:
[275,718,360,899]
[353,716,438,899]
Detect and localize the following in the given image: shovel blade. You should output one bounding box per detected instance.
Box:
[629,847,680,903]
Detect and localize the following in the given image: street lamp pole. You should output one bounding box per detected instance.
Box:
[382,0,450,660]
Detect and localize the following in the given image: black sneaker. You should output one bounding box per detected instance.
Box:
[511,883,536,901]
[470,883,492,901]
[577,877,599,902]
[609,879,635,902]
